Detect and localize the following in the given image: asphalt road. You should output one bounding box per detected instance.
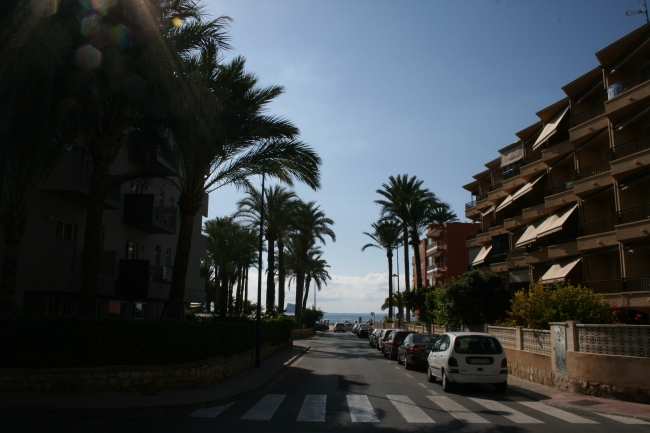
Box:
[3,331,649,433]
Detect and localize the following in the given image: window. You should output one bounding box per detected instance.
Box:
[108,301,127,317]
[46,298,69,317]
[155,245,161,266]
[126,241,138,260]
[159,190,165,208]
[427,256,433,266]
[426,238,433,246]
[169,196,175,208]
[134,303,145,319]
[130,182,142,194]
[55,220,76,240]
[166,248,172,266]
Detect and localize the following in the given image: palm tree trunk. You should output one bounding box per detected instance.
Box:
[219,272,228,317]
[79,158,112,317]
[168,194,201,319]
[214,268,220,313]
[235,268,242,314]
[244,266,249,304]
[295,258,305,328]
[302,276,311,312]
[277,239,285,312]
[402,229,411,322]
[412,234,424,290]
[0,210,26,314]
[386,251,393,319]
[228,275,235,315]
[266,237,275,312]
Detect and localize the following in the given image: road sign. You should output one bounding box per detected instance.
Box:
[395,313,403,319]
[370,312,374,316]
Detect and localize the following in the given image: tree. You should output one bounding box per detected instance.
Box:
[403,284,436,324]
[302,250,331,312]
[510,282,614,329]
[236,185,298,312]
[361,219,402,319]
[163,54,321,319]
[432,271,509,328]
[381,292,404,318]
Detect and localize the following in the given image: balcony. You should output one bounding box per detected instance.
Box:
[615,204,650,243]
[488,180,503,192]
[575,159,611,180]
[605,70,650,115]
[490,251,508,264]
[583,277,650,294]
[542,139,574,166]
[128,142,175,176]
[545,180,577,212]
[545,179,575,196]
[503,166,521,181]
[465,200,477,210]
[544,130,571,150]
[519,150,546,181]
[610,136,650,179]
[506,248,527,268]
[123,194,178,234]
[577,217,618,251]
[547,241,579,260]
[570,104,608,144]
[571,105,606,127]
[578,217,617,237]
[573,161,612,198]
[475,191,491,211]
[611,135,650,160]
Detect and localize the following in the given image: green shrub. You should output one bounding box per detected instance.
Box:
[0,315,293,368]
[383,317,394,324]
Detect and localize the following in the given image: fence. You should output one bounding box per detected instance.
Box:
[486,326,517,349]
[522,329,551,355]
[577,324,650,358]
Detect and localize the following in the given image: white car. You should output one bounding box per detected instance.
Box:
[334,322,345,332]
[426,332,507,393]
[344,322,354,332]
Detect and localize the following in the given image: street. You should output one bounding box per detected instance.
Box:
[2,331,649,433]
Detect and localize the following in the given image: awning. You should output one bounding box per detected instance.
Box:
[509,268,531,283]
[615,105,650,131]
[541,258,582,283]
[515,220,543,248]
[609,35,650,73]
[468,246,482,266]
[481,205,495,218]
[535,204,578,240]
[533,106,569,151]
[495,196,513,213]
[511,174,545,202]
[619,169,650,190]
[500,142,524,167]
[472,245,493,266]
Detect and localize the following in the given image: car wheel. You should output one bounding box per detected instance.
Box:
[404,358,412,370]
[426,364,436,383]
[383,349,388,358]
[397,354,404,365]
[441,370,453,393]
[495,382,507,393]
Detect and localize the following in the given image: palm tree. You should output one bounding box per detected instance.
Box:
[289,201,335,327]
[76,1,232,317]
[236,185,298,313]
[302,249,330,312]
[162,53,321,319]
[381,292,404,318]
[361,219,402,319]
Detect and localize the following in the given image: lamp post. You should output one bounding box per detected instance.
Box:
[393,245,402,329]
[255,174,265,368]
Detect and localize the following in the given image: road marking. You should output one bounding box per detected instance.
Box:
[468,397,543,424]
[509,398,598,424]
[297,395,326,422]
[347,395,379,422]
[404,373,413,378]
[387,395,435,423]
[241,394,286,420]
[418,383,427,389]
[189,402,233,418]
[427,389,439,396]
[427,396,489,423]
[394,366,400,369]
[597,413,650,424]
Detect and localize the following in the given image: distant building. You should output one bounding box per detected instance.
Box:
[285,303,296,314]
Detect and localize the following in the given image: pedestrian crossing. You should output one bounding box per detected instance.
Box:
[188,392,648,426]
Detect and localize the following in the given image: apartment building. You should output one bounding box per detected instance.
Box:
[1,141,208,318]
[412,222,479,287]
[463,23,650,314]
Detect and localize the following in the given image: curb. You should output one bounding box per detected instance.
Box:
[3,345,311,415]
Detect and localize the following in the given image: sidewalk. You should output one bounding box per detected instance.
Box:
[507,375,650,421]
[0,339,312,414]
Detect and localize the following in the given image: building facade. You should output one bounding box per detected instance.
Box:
[1,141,207,318]
[463,23,650,314]
[412,222,479,287]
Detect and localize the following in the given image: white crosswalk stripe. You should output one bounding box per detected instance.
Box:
[189,402,234,418]
[347,395,379,422]
[509,398,598,424]
[427,396,490,423]
[597,413,650,424]
[297,395,326,422]
[387,395,435,423]
[241,394,286,420]
[468,397,543,424]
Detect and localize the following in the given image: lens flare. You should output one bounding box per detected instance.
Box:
[76,44,102,70]
[110,24,132,50]
[31,0,59,16]
[81,14,100,38]
[172,17,182,28]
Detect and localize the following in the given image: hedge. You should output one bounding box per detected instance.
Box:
[0,316,294,368]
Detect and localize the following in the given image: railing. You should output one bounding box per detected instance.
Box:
[486,326,517,349]
[490,218,503,228]
[432,325,447,335]
[546,231,578,246]
[488,180,503,192]
[522,329,551,355]
[582,279,624,294]
[545,130,571,149]
[503,165,521,180]
[477,191,489,202]
[627,276,650,292]
[490,252,508,263]
[618,203,650,224]
[465,200,477,210]
[522,149,543,166]
[621,68,650,93]
[520,195,546,209]
[574,158,611,180]
[507,248,526,259]
[545,179,575,196]
[578,217,617,237]
[577,324,650,357]
[611,134,650,160]
[426,242,436,252]
[571,104,606,127]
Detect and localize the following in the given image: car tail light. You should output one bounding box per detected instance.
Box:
[501,358,508,368]
[410,346,423,353]
[448,357,458,368]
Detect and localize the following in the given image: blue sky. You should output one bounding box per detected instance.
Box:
[202,0,645,313]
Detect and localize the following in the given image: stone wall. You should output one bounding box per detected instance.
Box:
[504,347,554,387]
[0,340,292,393]
[291,328,314,339]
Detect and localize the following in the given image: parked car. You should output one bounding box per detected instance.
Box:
[378,329,397,352]
[352,324,360,334]
[358,324,372,338]
[383,330,416,360]
[334,322,345,332]
[344,322,354,332]
[426,332,508,393]
[369,329,383,347]
[314,322,329,331]
[398,334,438,369]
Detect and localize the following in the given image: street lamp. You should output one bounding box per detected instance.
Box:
[255,174,265,368]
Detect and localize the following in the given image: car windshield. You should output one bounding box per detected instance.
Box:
[412,335,437,344]
[454,336,503,354]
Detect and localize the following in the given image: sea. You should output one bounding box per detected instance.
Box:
[322,312,388,324]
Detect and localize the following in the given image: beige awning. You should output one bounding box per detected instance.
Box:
[481,205,495,218]
[535,204,578,240]
[515,220,543,248]
[533,106,569,151]
[510,174,545,202]
[541,258,582,283]
[495,196,513,213]
[509,268,531,283]
[472,245,493,266]
[500,142,524,167]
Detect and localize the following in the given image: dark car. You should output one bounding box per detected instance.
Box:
[383,330,415,360]
[398,333,438,369]
[358,324,372,338]
[377,329,394,352]
[314,322,329,331]
[369,329,383,347]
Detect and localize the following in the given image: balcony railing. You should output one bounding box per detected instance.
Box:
[465,200,477,210]
[489,218,503,228]
[488,180,503,192]
[621,68,650,94]
[627,276,650,292]
[578,217,617,237]
[490,251,508,263]
[583,277,650,293]
[575,159,611,180]
[611,135,650,160]
[507,248,526,259]
[522,149,543,166]
[477,191,489,202]
[618,203,650,224]
[545,179,575,196]
[503,166,521,180]
[545,130,571,149]
[571,104,605,127]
